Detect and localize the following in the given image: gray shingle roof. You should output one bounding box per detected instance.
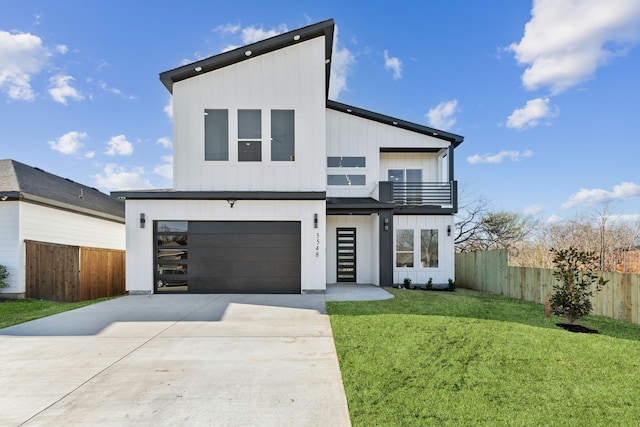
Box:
[0,159,124,221]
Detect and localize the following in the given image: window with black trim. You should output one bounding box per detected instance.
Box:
[238,109,261,161]
[396,229,414,267]
[327,175,366,186]
[204,109,228,161]
[271,110,295,161]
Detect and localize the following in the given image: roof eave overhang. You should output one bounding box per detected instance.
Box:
[111,191,327,201]
[4,192,125,223]
[327,100,464,147]
[160,19,335,96]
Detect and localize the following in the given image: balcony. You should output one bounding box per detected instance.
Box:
[380,181,457,211]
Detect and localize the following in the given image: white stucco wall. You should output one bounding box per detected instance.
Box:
[125,199,326,294]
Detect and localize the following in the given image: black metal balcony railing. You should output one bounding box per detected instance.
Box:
[391,182,454,206]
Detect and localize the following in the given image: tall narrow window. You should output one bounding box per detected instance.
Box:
[204,109,228,161]
[396,229,414,267]
[421,229,439,268]
[238,109,261,161]
[271,110,295,161]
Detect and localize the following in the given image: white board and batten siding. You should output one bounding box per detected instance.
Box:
[393,215,455,286]
[172,37,327,193]
[326,109,451,199]
[126,199,326,294]
[326,215,379,285]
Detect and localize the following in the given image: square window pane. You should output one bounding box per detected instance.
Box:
[396,253,414,268]
[238,110,261,139]
[271,110,295,161]
[238,140,262,161]
[204,109,228,161]
[388,169,404,182]
[421,229,439,268]
[407,169,422,182]
[396,229,414,251]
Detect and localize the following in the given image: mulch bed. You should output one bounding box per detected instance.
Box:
[556,323,599,334]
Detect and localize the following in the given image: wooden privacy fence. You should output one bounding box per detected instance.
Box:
[25,240,125,302]
[455,249,640,325]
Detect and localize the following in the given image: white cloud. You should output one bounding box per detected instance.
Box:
[0,30,51,100]
[55,44,68,54]
[48,131,88,155]
[241,24,288,44]
[156,137,172,149]
[328,25,355,100]
[153,155,173,180]
[217,23,288,53]
[48,74,84,104]
[523,204,544,215]
[214,23,241,35]
[467,150,533,164]
[509,0,640,94]
[546,214,563,224]
[506,97,558,130]
[562,182,640,209]
[104,135,133,156]
[85,151,95,159]
[426,100,459,131]
[164,96,173,119]
[383,50,402,80]
[93,163,152,191]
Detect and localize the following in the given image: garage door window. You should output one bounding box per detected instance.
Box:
[155,221,188,293]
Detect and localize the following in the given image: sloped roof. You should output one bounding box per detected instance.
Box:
[160,19,335,96]
[327,100,464,147]
[0,159,124,222]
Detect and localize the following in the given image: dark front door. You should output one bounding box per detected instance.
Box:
[336,228,356,282]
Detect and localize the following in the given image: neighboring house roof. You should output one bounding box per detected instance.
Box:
[327,100,464,147]
[0,159,124,222]
[160,19,335,96]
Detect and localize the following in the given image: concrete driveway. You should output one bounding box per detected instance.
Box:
[0,288,390,427]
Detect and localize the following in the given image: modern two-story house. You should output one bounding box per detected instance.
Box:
[113,19,463,294]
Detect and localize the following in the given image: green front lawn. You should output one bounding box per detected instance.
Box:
[328,288,640,426]
[0,297,115,329]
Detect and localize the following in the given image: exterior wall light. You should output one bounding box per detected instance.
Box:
[447,225,451,236]
[140,213,146,228]
[314,213,318,228]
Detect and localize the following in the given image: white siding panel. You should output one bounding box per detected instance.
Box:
[326,215,378,285]
[125,200,326,294]
[393,215,454,286]
[173,37,326,192]
[19,203,125,250]
[326,109,451,199]
[0,202,20,293]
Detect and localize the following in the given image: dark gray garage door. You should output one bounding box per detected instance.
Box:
[188,221,301,293]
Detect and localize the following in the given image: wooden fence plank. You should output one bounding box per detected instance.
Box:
[456,250,640,325]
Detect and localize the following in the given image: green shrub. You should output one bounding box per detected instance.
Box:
[403,277,412,289]
[549,246,607,324]
[0,265,9,289]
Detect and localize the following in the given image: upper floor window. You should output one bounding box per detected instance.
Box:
[204,110,229,161]
[271,110,295,161]
[327,175,366,186]
[238,109,262,161]
[327,157,366,168]
[204,109,295,163]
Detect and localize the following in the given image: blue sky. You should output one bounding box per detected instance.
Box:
[1,0,639,224]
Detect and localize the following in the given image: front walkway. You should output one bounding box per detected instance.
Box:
[0,286,392,426]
